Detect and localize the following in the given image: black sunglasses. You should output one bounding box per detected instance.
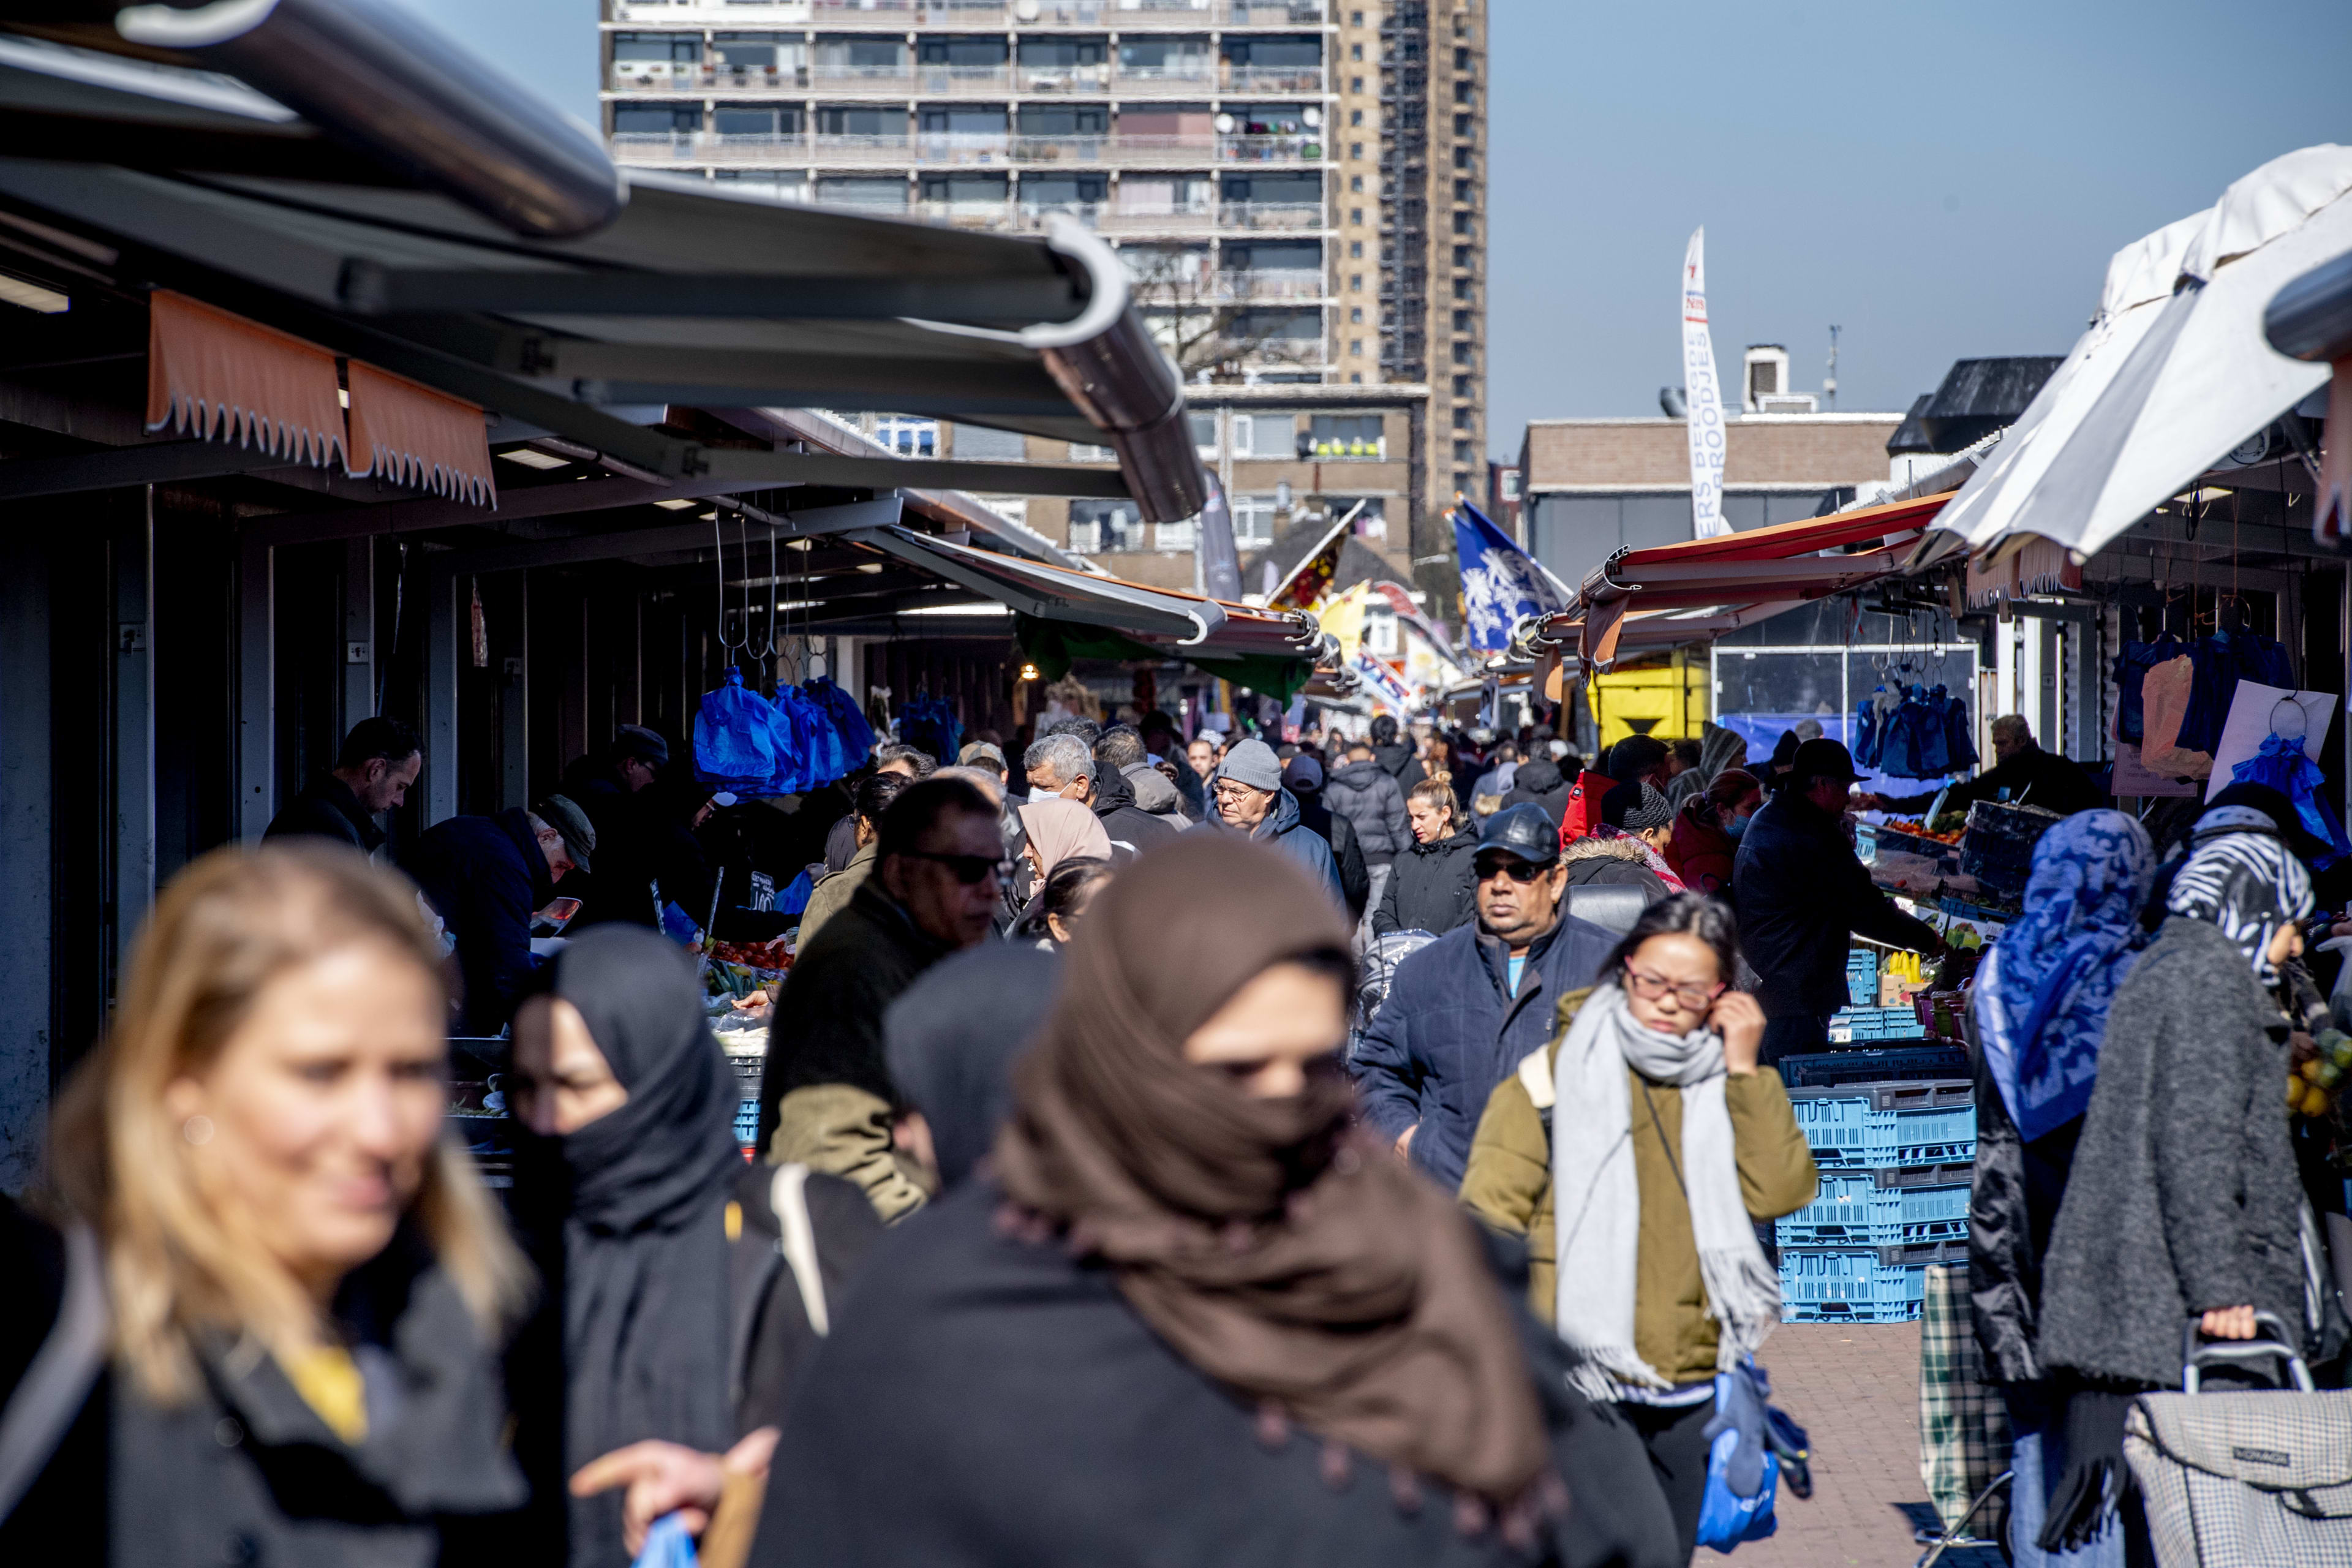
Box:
[899,850,1012,886]
[1474,854,1550,884]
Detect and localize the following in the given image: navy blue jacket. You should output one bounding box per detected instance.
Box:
[404,808,554,1035]
[1731,790,1940,1020]
[1351,910,1616,1193]
[1221,784,1344,903]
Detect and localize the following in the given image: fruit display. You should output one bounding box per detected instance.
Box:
[2292,1028,2352,1120]
[1884,818,1964,845]
[706,937,792,969]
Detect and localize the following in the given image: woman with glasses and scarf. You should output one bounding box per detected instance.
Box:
[743,833,1683,1567]
[1461,893,1817,1562]
[2034,807,2349,1558]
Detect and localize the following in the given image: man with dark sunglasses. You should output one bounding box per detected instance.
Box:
[759,776,1005,1220]
[1351,802,1616,1192]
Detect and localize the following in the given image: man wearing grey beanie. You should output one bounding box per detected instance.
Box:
[1209,737,1344,903]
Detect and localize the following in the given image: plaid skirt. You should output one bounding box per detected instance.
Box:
[1920,1262,2013,1537]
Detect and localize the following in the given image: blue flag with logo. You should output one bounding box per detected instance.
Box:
[1450,499,1567,653]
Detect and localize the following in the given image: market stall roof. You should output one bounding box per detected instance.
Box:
[1920,144,2352,565]
[0,29,1206,519]
[1531,491,1958,668]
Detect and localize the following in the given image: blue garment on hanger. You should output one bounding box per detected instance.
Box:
[2111,632,2184,744]
[1853,698,1881,769]
[2231,732,2352,870]
[2178,629,2294,756]
[1939,686,1978,771]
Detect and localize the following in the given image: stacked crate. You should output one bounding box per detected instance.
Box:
[727,1041,767,1155]
[1777,1080,1976,1322]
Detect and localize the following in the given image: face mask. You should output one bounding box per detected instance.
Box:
[1725,814,1751,842]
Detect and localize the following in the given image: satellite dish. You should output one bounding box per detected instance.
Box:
[1014,0,1040,18]
[1301,106,1321,129]
[1214,112,1235,134]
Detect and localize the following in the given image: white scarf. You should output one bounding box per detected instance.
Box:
[1551,986,1780,1401]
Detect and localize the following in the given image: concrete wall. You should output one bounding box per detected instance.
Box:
[1519,414,1904,490]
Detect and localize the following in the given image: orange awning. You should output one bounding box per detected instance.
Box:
[347,361,497,507]
[146,289,345,469]
[1543,490,1959,667]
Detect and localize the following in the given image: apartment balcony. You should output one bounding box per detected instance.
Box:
[915,63,1015,94]
[1015,62,1112,94]
[609,1,809,21]
[1095,203,1215,234]
[609,61,809,94]
[911,198,1013,227]
[806,63,914,91]
[604,0,1318,26]
[1013,199,1107,230]
[1211,270,1328,302]
[1220,200,1324,230]
[1218,133,1324,163]
[1221,65,1327,93]
[1108,64,1217,96]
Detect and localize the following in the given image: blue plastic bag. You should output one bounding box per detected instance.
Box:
[1695,1363,1781,1551]
[776,867,813,916]
[695,668,781,790]
[630,1512,698,1568]
[804,677,875,764]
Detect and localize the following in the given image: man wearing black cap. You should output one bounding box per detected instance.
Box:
[1352,802,1616,1192]
[1734,738,1943,1063]
[568,725,686,928]
[405,796,595,1035]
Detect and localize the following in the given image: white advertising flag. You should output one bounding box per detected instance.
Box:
[1682,227,1730,538]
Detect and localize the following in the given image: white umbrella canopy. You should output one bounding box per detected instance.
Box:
[1925,144,2352,562]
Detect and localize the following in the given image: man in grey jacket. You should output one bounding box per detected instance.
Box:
[1324,739,1411,933]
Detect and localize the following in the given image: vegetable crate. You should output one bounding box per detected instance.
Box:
[726,1044,766,1153]
[1779,1046,1970,1088]
[1789,1080,1975,1169]
[1845,949,1879,1008]
[1828,1005,1929,1042]
[1776,1162,1972,1247]
[734,1098,761,1150]
[1779,1238,1969,1323]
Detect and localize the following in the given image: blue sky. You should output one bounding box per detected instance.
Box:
[404,0,2352,456]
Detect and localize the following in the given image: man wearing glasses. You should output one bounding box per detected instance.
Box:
[759,776,1008,1221]
[1352,802,1616,1192]
[1208,738,1345,903]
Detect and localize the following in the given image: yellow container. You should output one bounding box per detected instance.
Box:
[1588,649,1711,750]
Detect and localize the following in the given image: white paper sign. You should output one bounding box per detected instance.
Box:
[1681,228,1730,540]
[2204,681,2336,801]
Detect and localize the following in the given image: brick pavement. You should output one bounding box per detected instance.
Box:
[1725,1320,1999,1568]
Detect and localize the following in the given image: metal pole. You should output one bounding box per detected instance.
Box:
[235,531,275,840]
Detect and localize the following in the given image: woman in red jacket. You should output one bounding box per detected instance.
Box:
[1665,768,1763,895]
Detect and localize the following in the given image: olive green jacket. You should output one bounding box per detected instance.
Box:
[1459,987,1818,1385]
[797,840,876,946]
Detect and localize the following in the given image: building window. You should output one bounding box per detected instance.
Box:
[1308,413,1383,457]
[1453,440,1474,462]
[1351,42,1364,61]
[1455,47,1471,69]
[612,104,702,136]
[1188,410,1218,457]
[1069,498,1145,553]
[1232,494,1281,547]
[1350,206,1364,225]
[1452,405,1471,428]
[1453,309,1471,331]
[1452,341,1472,365]
[1350,108,1363,126]
[1350,75,1363,92]
[1350,9,1364,22]
[1155,519,1197,552]
[1349,372,1362,384]
[1455,146,1471,169]
[1349,241,1363,258]
[1452,374,1471,396]
[1454,178,1472,203]
[1227,413,1256,456]
[1349,271,1363,290]
[1069,441,1116,462]
[1452,212,1472,235]
[1349,140,1363,159]
[873,415,937,456]
[1454,278,1472,300]
[1349,339,1363,356]
[1453,244,1471,267]
[1454,113,1471,135]
[1349,306,1363,323]
[1349,174,1363,192]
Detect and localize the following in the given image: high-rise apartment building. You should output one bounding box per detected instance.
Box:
[597,0,1479,605]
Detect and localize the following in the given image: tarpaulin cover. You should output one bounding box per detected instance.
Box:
[145,288,345,467]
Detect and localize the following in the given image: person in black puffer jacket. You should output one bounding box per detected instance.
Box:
[1500,756,1570,827]
[1373,778,1480,935]
[1366,713,1428,794]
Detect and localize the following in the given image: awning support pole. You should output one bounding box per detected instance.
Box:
[235,533,275,842]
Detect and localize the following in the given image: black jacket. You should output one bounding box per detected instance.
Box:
[405,808,556,1035]
[1877,742,2104,818]
[262,772,384,855]
[1323,760,1412,865]
[1371,740,1429,796]
[1731,791,1940,1020]
[1500,759,1571,828]
[1372,828,1479,937]
[2040,917,2348,1387]
[758,880,956,1151]
[1292,790,1371,916]
[0,1201,526,1564]
[749,1180,1681,1568]
[1090,768,1180,860]
[1967,1053,2089,1386]
[1352,914,1617,1192]
[729,1164,887,1436]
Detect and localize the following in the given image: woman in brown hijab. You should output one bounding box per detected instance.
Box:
[749,834,1678,1568]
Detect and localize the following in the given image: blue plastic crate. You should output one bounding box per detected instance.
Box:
[1777,1161,1972,1246]
[1789,1080,1975,1168]
[1845,950,1879,1007]
[1779,1047,1970,1088]
[1829,1005,1928,1042]
[1779,1239,1968,1322]
[734,1097,760,1149]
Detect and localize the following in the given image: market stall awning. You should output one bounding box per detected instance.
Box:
[0,31,1206,519]
[1920,144,2352,565]
[1534,490,1958,668]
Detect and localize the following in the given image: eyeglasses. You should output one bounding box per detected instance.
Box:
[898,850,1012,886]
[1623,964,1725,1010]
[1473,856,1549,884]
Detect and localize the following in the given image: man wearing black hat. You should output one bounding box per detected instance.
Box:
[1733,738,1943,1063]
[568,724,688,929]
[1352,802,1616,1192]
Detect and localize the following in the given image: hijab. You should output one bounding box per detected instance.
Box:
[514,927,743,1568]
[1018,796,1113,876]
[993,834,1549,1502]
[2166,815,2313,985]
[1975,811,2154,1143]
[884,943,1063,1188]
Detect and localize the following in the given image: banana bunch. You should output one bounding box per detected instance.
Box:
[2291,1028,2352,1120]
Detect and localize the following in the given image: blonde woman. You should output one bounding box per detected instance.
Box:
[2,843,529,1559]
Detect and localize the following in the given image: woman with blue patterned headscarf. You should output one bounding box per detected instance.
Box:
[1975,810,2156,1142]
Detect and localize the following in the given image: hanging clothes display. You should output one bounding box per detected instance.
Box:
[804,676,875,763]
[2136,655,2211,778]
[2111,631,2184,745]
[2230,699,2351,870]
[897,692,963,767]
[2176,626,2295,756]
[695,666,789,794]
[1938,685,1979,773]
[1869,685,1975,780]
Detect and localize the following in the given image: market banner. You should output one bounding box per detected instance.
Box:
[1450,497,1567,653]
[1197,470,1242,601]
[1682,227,1731,540]
[1319,579,1373,663]
[1352,651,1416,715]
[1264,502,1362,611]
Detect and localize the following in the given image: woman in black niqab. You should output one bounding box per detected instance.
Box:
[510,925,744,1568]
